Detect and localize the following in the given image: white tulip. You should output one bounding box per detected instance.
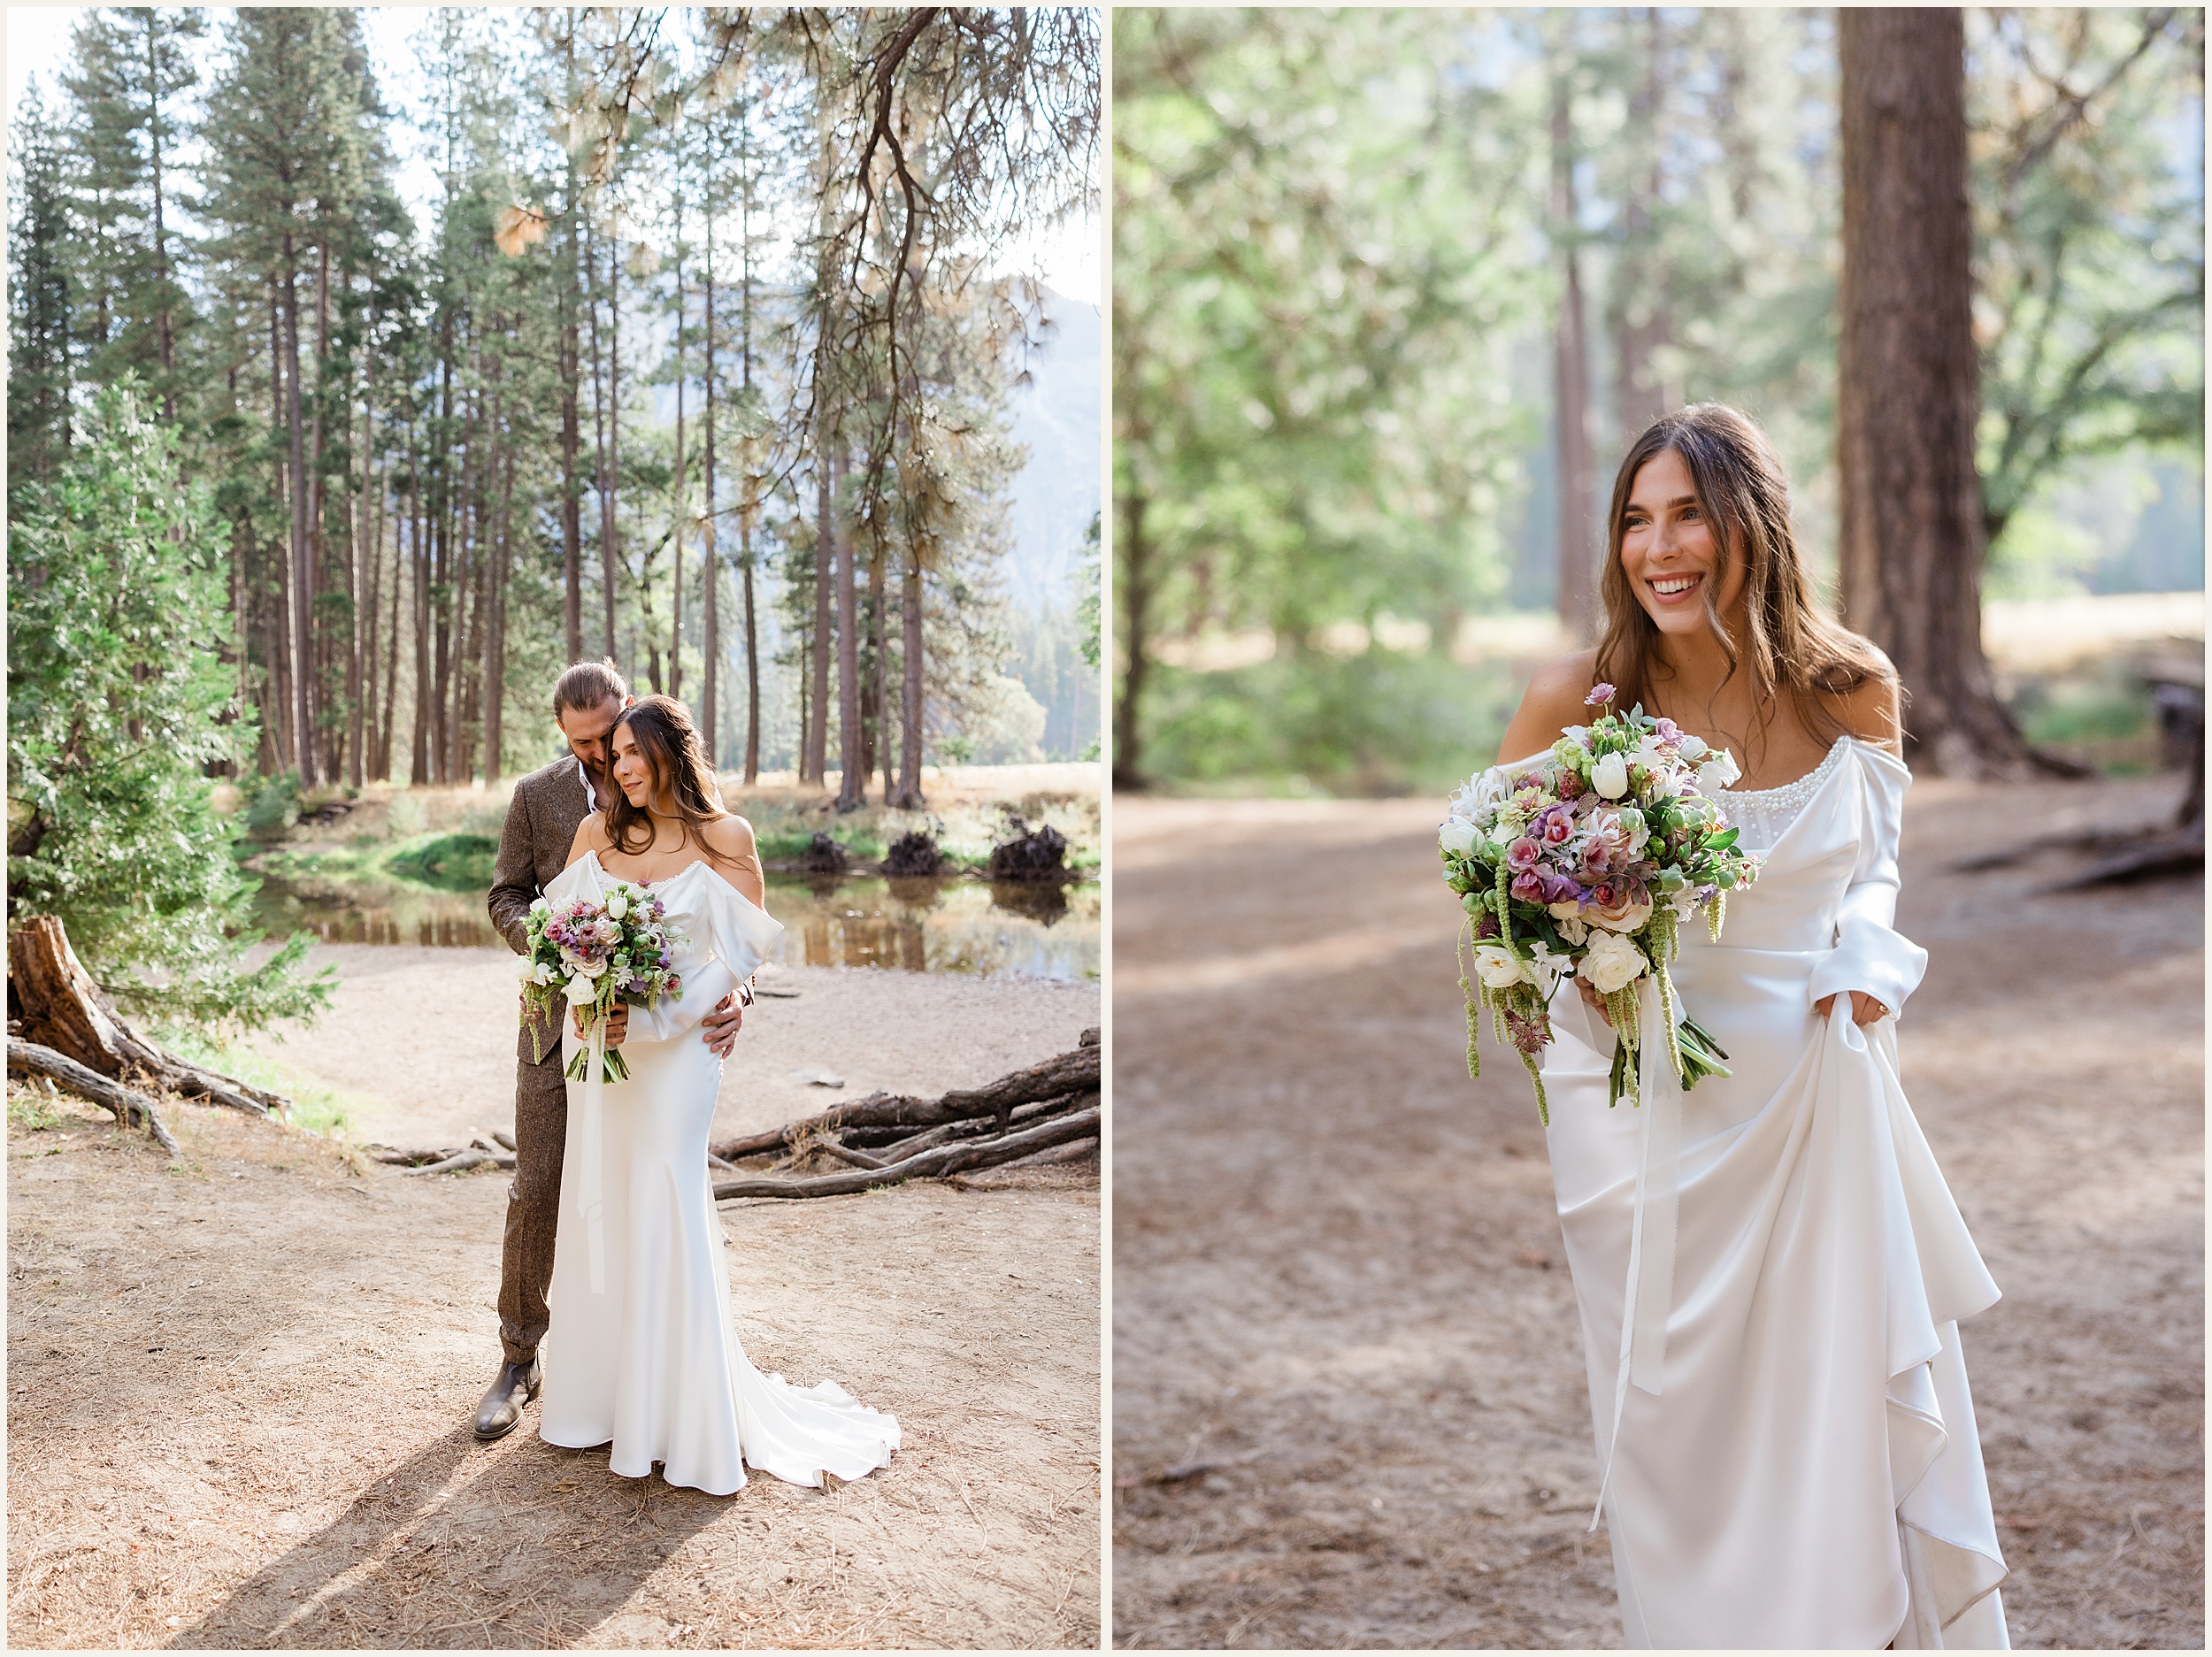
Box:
[1696,750,1742,791]
[529,894,549,914]
[1675,733,1709,762]
[1593,751,1630,800]
[516,955,538,982]
[1439,818,1479,857]
[564,974,596,1006]
[606,889,630,922]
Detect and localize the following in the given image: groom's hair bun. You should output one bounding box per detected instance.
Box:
[553,659,629,717]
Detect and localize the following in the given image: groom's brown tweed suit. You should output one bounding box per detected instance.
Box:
[487,756,594,1366]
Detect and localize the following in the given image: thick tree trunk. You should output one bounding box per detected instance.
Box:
[280,236,318,786]
[805,456,834,786]
[836,449,864,809]
[895,548,926,807]
[1838,9,2052,778]
[1112,487,1150,791]
[702,236,719,767]
[1549,48,1599,644]
[561,35,584,664]
[870,540,890,797]
[1609,8,1674,441]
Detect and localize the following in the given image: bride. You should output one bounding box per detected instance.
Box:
[1495,404,2007,1648]
[535,694,899,1495]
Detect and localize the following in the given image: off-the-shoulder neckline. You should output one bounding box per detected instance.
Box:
[578,848,769,917]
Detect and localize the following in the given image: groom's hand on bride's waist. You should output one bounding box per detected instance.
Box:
[572,1002,631,1047]
[701,987,748,1058]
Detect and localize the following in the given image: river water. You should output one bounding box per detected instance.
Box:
[250,871,1100,982]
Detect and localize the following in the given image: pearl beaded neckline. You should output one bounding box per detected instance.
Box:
[1717,736,1850,851]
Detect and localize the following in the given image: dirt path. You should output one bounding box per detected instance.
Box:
[1110,778,2203,1650]
[232,950,1102,1155]
[10,974,1102,1650]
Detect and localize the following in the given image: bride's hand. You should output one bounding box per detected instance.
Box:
[1576,977,1613,1027]
[1816,990,1888,1026]
[575,1001,629,1047]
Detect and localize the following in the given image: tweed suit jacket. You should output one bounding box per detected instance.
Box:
[489,756,595,1064]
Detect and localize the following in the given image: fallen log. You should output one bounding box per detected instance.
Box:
[7,1038,180,1156]
[712,1105,1100,1201]
[874,1091,1092,1165]
[404,1147,511,1177]
[8,916,289,1118]
[709,1040,1100,1160]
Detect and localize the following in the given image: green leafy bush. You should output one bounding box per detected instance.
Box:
[5,382,331,1032]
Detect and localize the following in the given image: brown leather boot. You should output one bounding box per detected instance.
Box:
[472,1356,541,1441]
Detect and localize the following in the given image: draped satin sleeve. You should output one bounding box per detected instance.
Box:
[621,872,784,1046]
[1805,742,1930,1020]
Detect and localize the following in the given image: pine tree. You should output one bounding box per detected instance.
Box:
[8,78,76,511]
[61,6,205,425]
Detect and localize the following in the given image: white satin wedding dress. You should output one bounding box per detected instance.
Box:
[537,850,901,1495]
[1538,737,2008,1649]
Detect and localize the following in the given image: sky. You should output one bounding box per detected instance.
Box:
[4,4,1101,304]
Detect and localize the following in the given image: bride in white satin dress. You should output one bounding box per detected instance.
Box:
[536,694,899,1496]
[1497,406,2007,1649]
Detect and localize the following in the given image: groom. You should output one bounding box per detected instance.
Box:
[474,659,749,1440]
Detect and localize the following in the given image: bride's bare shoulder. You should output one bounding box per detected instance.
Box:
[564,810,611,869]
[1497,648,1603,763]
[699,812,760,870]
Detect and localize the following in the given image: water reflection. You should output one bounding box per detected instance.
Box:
[250,872,1099,981]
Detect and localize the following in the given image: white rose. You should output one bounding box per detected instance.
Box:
[606,888,630,922]
[1578,930,1647,994]
[1592,751,1630,800]
[563,974,596,1006]
[1696,750,1742,792]
[574,956,606,978]
[1471,943,1531,990]
[1439,818,1479,857]
[516,955,538,982]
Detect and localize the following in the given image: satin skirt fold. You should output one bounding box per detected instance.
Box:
[1544,953,2008,1650]
[539,1024,900,1496]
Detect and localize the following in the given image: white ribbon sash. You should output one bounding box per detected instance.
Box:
[1590,971,1683,1531]
[579,1014,608,1296]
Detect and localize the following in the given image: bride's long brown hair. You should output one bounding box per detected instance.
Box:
[1594,403,1893,759]
[605,696,751,871]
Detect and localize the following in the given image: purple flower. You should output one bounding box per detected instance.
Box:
[1586,683,1616,707]
[1473,909,1501,940]
[1506,836,1542,873]
[1542,869,1582,905]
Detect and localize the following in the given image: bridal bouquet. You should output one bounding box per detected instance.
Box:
[1441,686,1764,1124]
[518,883,688,1082]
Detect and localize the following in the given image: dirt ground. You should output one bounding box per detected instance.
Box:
[1111,774,2204,1650]
[8,969,1102,1650]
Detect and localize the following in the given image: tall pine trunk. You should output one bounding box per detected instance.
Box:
[702,221,720,768]
[835,444,863,809]
[895,547,926,808]
[1112,486,1150,791]
[280,231,318,786]
[559,28,583,664]
[1549,43,1598,643]
[1837,9,2047,778]
[805,454,834,786]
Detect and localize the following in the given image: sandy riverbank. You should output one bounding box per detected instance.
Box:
[9,967,1102,1649]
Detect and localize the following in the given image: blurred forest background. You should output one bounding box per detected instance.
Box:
[6,6,1100,1024]
[1113,7,2203,794]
